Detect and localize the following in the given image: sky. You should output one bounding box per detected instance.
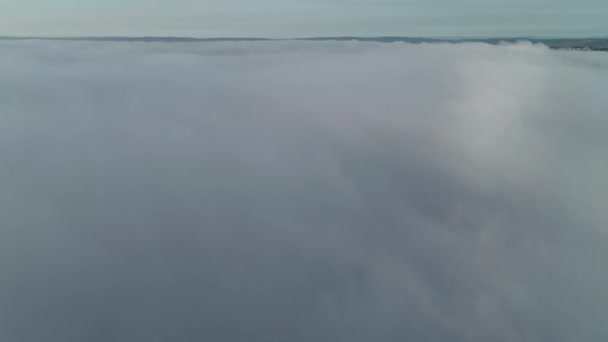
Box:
[1,0,607,37]
[1,39,608,341]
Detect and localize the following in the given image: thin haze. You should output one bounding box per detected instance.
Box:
[1,0,607,37]
[1,40,607,341]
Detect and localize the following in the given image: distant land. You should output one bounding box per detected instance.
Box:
[1,36,607,51]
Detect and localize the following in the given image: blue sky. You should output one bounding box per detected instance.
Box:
[1,0,607,37]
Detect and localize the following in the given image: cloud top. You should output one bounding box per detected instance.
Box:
[1,41,607,341]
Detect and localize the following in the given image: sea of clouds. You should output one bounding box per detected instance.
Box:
[1,40,607,341]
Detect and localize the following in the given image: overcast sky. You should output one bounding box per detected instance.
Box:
[1,0,607,37]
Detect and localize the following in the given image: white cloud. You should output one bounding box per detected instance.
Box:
[0,40,607,341]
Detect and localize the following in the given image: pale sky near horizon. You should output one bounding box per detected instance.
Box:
[1,0,607,37]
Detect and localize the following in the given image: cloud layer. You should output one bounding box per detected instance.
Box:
[1,41,607,341]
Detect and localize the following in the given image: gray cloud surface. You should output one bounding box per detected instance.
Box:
[1,41,607,341]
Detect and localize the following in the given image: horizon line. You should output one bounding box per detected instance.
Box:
[1,35,607,41]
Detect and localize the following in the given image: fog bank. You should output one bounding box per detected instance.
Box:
[1,41,607,341]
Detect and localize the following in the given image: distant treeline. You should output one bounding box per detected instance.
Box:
[1,36,607,50]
